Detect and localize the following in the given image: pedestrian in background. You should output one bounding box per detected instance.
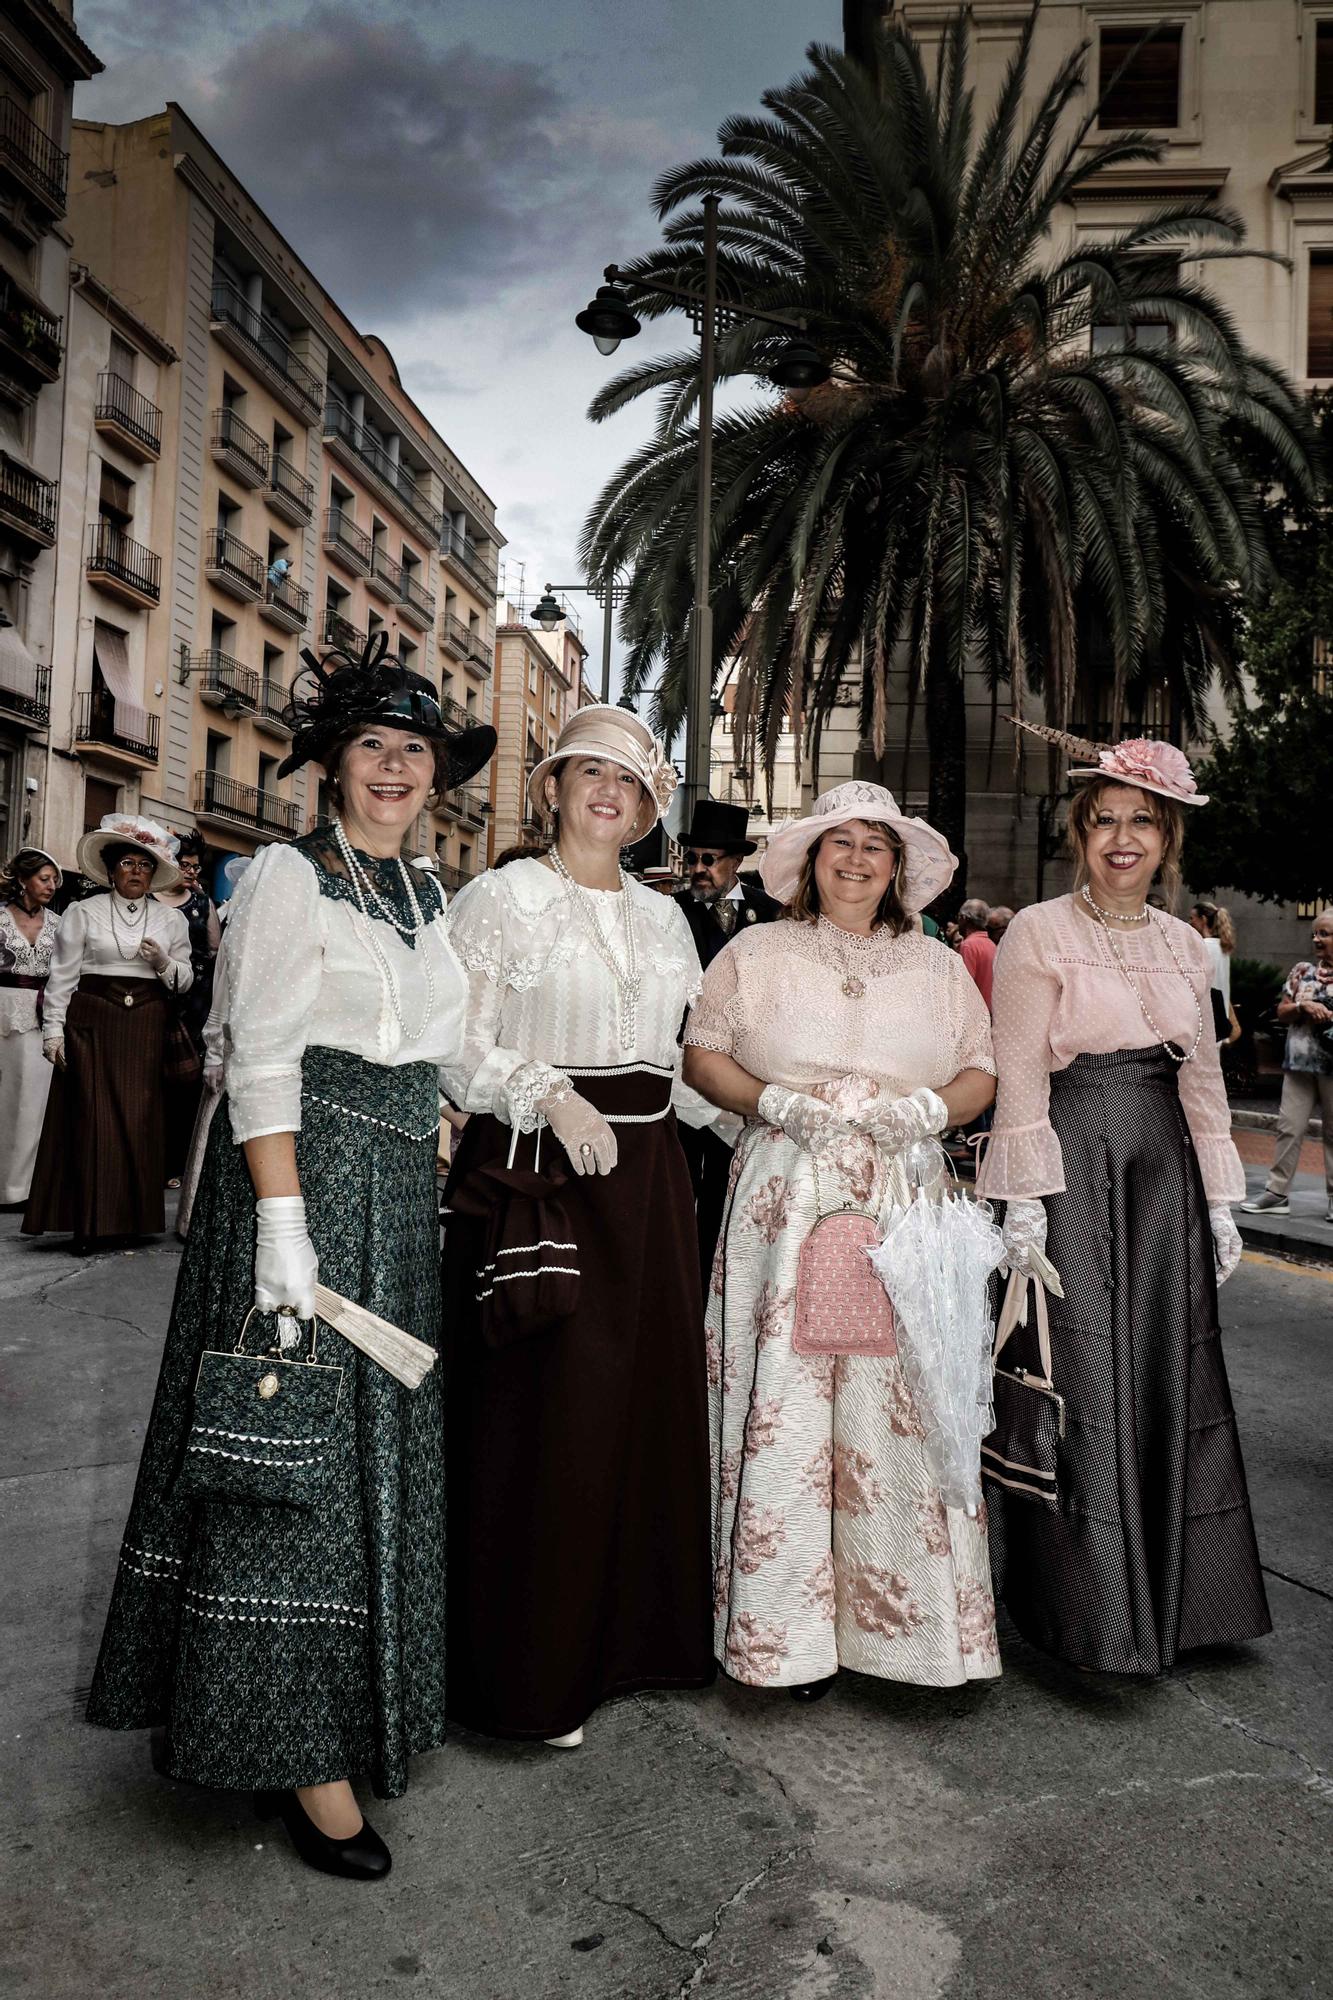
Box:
[1242,907,1333,1222]
[153,829,220,1186]
[23,817,191,1252]
[956,898,996,1011]
[987,906,1014,947]
[1189,900,1236,1012]
[978,736,1268,1676]
[0,847,63,1206]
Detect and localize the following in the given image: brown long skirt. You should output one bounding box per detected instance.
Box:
[23,975,168,1240]
[441,1063,715,1739]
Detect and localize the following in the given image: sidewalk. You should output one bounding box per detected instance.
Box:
[1230,1125,1332,1264]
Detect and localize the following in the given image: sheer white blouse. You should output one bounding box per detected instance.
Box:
[42,894,192,1041]
[221,842,470,1144]
[442,857,718,1130]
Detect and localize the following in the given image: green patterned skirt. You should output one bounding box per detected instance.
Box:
[86,1047,446,1800]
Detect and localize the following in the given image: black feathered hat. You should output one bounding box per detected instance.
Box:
[277,631,496,786]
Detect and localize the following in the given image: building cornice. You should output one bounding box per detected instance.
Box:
[9,0,102,81]
[1066,165,1230,205]
[70,264,177,364]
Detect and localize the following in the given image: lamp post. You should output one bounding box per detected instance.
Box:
[530,578,629,704]
[576,193,828,817]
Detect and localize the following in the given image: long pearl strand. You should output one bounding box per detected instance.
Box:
[549,843,641,1048]
[332,815,432,940]
[1084,898,1205,1065]
[333,817,436,1044]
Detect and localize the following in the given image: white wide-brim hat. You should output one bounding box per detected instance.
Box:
[527,703,678,846]
[76,813,182,891]
[14,847,62,887]
[759,780,957,913]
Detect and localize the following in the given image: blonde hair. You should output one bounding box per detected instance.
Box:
[1191,900,1235,953]
[1068,778,1184,908]
[784,822,909,935]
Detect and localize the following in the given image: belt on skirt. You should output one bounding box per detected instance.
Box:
[77,974,168,1011]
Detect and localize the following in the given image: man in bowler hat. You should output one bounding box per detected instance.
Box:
[675,801,780,1287]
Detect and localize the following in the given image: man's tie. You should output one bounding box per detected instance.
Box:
[714,897,738,938]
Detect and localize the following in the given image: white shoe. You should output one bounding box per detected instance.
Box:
[543,1726,584,1749]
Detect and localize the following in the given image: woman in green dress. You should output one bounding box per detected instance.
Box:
[87,637,494,1880]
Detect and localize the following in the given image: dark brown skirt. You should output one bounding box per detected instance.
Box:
[23,975,168,1240]
[989,1046,1271,1675]
[441,1063,715,1738]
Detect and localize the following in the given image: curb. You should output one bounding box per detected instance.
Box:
[1236,1215,1333,1266]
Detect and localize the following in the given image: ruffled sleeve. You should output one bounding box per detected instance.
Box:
[441,869,570,1129]
[1175,925,1245,1204]
[974,908,1066,1201]
[223,844,326,1144]
[683,945,743,1057]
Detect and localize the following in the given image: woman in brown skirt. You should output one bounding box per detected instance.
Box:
[24,815,191,1251]
[441,706,728,1746]
[976,733,1268,1675]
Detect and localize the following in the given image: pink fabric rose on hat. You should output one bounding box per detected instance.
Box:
[1098,738,1199,801]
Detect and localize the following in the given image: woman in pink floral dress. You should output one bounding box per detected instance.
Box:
[683,782,999,1698]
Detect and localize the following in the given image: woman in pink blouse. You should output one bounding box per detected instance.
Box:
[977,739,1268,1676]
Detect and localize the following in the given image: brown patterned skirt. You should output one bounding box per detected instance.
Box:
[441,1062,715,1738]
[23,974,168,1241]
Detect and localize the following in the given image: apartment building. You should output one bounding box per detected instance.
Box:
[42,103,501,889]
[806,0,1333,946]
[709,680,803,857]
[0,0,100,854]
[487,600,578,858]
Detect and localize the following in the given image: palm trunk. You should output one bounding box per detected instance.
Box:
[925,619,968,903]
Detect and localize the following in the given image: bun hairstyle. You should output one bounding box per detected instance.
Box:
[1067,776,1184,908]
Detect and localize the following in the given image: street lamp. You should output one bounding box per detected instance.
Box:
[577,195,829,817]
[529,577,630,704]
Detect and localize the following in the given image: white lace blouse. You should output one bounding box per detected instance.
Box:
[221,841,471,1144]
[442,856,718,1130]
[42,893,192,1042]
[0,903,60,1037]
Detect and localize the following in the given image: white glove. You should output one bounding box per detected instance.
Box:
[202,1062,224,1098]
[139,936,168,972]
[852,1086,949,1156]
[540,1087,618,1176]
[757,1084,855,1158]
[1002,1198,1050,1276]
[43,1037,65,1068]
[1210,1205,1243,1287]
[254,1194,318,1320]
[711,1109,743,1149]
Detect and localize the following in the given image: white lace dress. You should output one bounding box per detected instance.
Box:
[684,917,1001,1689]
[0,903,60,1203]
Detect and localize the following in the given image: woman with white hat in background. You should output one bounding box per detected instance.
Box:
[683,781,1000,1700]
[976,734,1268,1676]
[440,705,723,1747]
[0,847,64,1206]
[23,817,190,1250]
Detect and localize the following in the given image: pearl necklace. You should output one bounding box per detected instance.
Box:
[333,818,437,1044]
[108,893,149,962]
[549,844,641,1048]
[1081,884,1149,926]
[332,817,431,941]
[1083,901,1205,1066]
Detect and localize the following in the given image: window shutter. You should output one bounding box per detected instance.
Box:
[1308,255,1333,377]
[1098,25,1183,128]
[1318,23,1333,124]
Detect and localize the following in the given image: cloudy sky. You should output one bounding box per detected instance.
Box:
[76,0,842,685]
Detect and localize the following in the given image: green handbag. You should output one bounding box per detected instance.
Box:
[176,1308,345,1511]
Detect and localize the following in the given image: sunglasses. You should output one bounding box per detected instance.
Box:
[686,850,731,867]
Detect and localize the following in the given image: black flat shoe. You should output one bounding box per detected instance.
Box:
[789,1678,836,1704]
[255,1789,391,1881]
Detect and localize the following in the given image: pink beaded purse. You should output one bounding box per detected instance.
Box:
[791,1161,897,1357]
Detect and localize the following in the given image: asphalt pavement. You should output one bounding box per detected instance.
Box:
[2,1210,1330,2000]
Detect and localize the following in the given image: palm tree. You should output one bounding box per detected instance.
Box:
[579,5,1318,873]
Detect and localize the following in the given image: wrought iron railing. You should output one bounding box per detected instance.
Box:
[264,570,309,625]
[185,649,259,710]
[210,406,270,481]
[87,519,162,602]
[209,281,322,417]
[0,658,49,726]
[266,453,314,515]
[322,505,372,567]
[437,863,476,894]
[95,372,162,455]
[205,526,265,594]
[440,612,470,656]
[320,606,365,652]
[76,691,159,762]
[0,98,69,209]
[371,546,404,595]
[399,568,435,622]
[256,680,291,727]
[0,275,62,377]
[442,529,497,596]
[0,454,57,538]
[194,768,300,836]
[321,400,445,539]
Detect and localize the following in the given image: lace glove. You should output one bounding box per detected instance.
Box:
[852,1086,949,1157]
[43,1037,64,1068]
[1002,1198,1050,1277]
[757,1084,855,1158]
[540,1087,618,1177]
[1210,1205,1243,1287]
[254,1194,318,1321]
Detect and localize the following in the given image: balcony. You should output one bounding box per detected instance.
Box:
[466,630,493,675]
[440,611,470,660]
[194,768,301,839]
[0,454,56,549]
[451,786,487,829]
[264,454,314,526]
[209,406,270,488]
[0,657,49,729]
[94,372,162,461]
[86,520,161,608]
[321,400,444,542]
[438,863,477,895]
[209,281,323,425]
[365,545,402,603]
[439,691,471,729]
[186,648,259,714]
[0,275,62,392]
[320,606,365,653]
[262,569,310,633]
[75,690,159,767]
[398,567,435,630]
[254,679,293,737]
[322,505,371,576]
[440,528,497,599]
[205,526,265,603]
[0,98,69,218]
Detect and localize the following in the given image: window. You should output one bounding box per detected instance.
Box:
[83,775,120,832]
[528,659,537,695]
[99,464,134,528]
[1318,22,1333,123]
[1092,254,1177,353]
[205,730,229,776]
[1308,253,1333,376]
[262,643,283,698]
[399,637,418,673]
[257,753,279,796]
[1098,23,1182,129]
[108,333,137,387]
[210,611,235,652]
[272,420,293,463]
